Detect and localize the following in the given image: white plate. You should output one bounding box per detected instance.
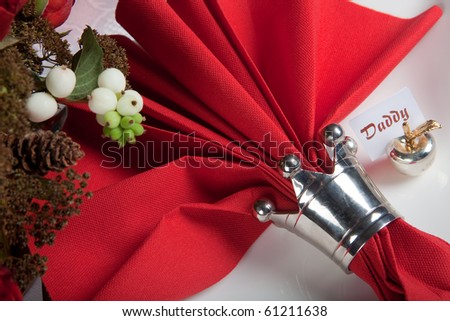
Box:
[61,0,450,301]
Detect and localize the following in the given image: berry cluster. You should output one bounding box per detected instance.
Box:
[25,65,145,147]
[25,65,76,123]
[88,68,145,147]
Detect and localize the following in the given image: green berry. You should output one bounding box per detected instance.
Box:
[130,123,145,136]
[96,113,106,126]
[120,116,135,129]
[109,127,123,141]
[104,111,121,128]
[132,113,145,124]
[102,126,111,138]
[123,129,136,144]
[117,136,126,148]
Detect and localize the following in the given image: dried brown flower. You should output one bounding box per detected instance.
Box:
[1,166,91,291]
[12,14,72,73]
[93,31,130,78]
[0,47,33,137]
[0,145,13,176]
[3,253,48,292]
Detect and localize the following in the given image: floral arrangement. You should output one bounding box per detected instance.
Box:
[0,0,143,300]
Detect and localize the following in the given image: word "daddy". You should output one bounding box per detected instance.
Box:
[360,108,409,140]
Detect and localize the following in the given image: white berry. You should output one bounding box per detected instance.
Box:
[88,87,117,114]
[97,68,126,93]
[116,92,144,116]
[45,65,76,98]
[26,92,58,123]
[123,89,143,110]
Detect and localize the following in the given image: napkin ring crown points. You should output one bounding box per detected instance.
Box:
[254,124,401,272]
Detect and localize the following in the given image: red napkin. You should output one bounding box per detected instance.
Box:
[37,0,449,300]
[351,219,450,300]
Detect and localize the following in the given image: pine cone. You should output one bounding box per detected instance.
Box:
[0,130,85,175]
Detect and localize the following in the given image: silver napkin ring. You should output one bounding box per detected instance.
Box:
[253,124,401,272]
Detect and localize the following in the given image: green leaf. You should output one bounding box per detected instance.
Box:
[35,0,49,16]
[31,72,46,92]
[67,26,103,101]
[59,30,72,38]
[71,50,82,71]
[0,36,19,51]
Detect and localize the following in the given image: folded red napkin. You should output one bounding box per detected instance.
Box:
[351,219,450,300]
[37,0,449,300]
